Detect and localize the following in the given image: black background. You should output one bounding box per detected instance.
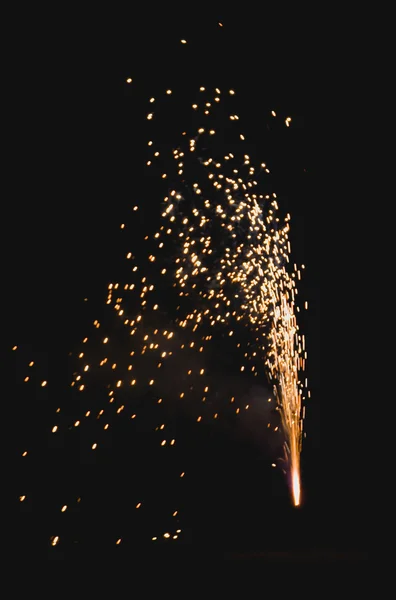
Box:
[7,7,366,572]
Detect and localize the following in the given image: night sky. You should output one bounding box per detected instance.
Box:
[9,9,366,569]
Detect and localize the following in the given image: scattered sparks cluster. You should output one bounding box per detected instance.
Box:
[15,82,308,548]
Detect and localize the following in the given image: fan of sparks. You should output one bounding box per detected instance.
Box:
[141,85,307,506]
[16,85,308,544]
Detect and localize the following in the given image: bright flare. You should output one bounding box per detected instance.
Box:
[292,467,301,506]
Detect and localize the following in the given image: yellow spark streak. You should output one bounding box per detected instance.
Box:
[292,465,301,506]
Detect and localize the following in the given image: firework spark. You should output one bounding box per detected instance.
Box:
[15,83,308,548]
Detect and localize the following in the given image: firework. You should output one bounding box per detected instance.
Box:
[15,83,308,548]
